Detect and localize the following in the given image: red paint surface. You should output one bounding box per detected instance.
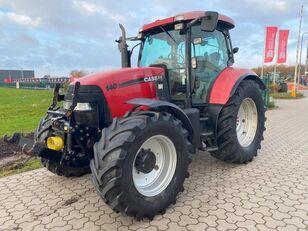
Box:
[141,11,234,32]
[264,26,278,63]
[76,67,164,117]
[142,16,174,31]
[277,30,289,64]
[209,67,257,105]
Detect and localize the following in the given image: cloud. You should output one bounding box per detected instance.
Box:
[0,0,307,77]
[73,1,107,15]
[0,11,42,27]
[6,12,42,26]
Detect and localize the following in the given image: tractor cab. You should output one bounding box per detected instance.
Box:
[122,11,237,106]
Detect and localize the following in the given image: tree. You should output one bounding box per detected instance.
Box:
[70,70,88,78]
[252,64,306,78]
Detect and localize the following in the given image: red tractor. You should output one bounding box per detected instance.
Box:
[14,11,266,219]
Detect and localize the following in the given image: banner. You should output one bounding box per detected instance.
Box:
[277,30,289,63]
[264,26,278,63]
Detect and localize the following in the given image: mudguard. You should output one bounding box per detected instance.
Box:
[208,67,265,105]
[126,98,196,152]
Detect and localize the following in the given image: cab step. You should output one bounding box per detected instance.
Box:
[200,131,214,138]
[205,146,219,152]
[200,117,209,122]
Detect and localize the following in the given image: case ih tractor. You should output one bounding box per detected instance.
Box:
[8,11,266,219]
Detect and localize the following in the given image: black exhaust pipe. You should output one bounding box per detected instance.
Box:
[116,24,131,68]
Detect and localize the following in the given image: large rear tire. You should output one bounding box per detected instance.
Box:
[210,80,265,163]
[91,111,192,220]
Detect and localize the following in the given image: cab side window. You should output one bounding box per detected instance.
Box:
[191,29,229,103]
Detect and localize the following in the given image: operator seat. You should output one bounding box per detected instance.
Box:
[194,52,221,100]
[207,52,221,72]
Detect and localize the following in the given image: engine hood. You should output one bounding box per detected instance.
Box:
[70,67,165,118]
[75,67,165,87]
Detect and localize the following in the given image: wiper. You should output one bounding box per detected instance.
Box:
[160,26,178,45]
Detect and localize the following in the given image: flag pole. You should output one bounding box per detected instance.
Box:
[293,4,304,97]
[261,27,266,78]
[304,39,308,77]
[273,30,279,84]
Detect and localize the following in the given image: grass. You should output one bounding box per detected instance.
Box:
[0,87,53,137]
[0,158,42,178]
[271,92,304,99]
[0,87,53,177]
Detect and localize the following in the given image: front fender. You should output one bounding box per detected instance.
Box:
[126,98,196,152]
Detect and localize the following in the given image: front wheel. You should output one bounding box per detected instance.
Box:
[211,80,266,163]
[90,111,192,220]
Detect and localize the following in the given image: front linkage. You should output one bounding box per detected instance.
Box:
[4,82,92,176]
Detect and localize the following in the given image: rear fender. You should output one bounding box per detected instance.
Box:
[208,67,265,105]
[126,98,196,153]
[208,67,265,141]
[230,75,266,96]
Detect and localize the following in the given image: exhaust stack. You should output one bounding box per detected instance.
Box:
[117,24,131,67]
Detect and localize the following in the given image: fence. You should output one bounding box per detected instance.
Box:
[261,75,271,109]
[0,82,66,90]
[0,82,16,88]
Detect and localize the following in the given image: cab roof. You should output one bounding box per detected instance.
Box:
[141,11,235,32]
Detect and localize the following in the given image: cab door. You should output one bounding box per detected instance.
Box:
[191,28,230,104]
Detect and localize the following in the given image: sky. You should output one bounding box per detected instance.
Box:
[0,0,308,77]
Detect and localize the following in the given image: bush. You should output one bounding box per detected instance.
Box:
[270,83,278,93]
[271,92,304,99]
[268,101,276,109]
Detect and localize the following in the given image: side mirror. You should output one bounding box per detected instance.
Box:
[233,47,239,54]
[201,11,219,32]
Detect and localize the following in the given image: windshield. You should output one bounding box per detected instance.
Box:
[139,29,187,101]
[139,30,185,69]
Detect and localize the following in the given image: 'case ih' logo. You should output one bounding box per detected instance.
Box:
[144,76,163,82]
[107,75,164,91]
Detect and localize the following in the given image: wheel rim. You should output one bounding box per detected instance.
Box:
[236,98,258,147]
[132,135,177,197]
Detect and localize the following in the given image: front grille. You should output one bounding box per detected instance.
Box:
[65,85,103,101]
[64,84,111,129]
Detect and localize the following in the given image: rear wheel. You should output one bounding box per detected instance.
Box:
[91,111,192,220]
[211,80,265,163]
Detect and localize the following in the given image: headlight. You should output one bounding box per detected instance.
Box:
[63,101,92,111]
[74,103,92,111]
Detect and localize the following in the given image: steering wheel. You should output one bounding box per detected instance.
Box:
[204,60,221,73]
[168,52,184,64]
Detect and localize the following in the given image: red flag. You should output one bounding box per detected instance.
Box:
[264,26,278,63]
[277,30,289,63]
